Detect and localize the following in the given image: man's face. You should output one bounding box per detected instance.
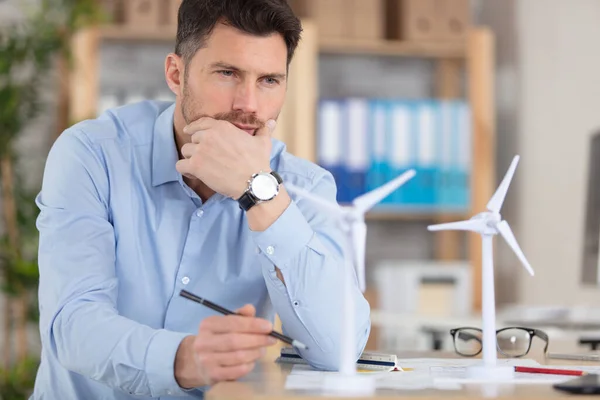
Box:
[180,22,288,135]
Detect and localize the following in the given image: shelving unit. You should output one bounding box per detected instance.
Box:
[67,20,495,312]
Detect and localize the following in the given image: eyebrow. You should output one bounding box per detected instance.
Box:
[208,62,287,81]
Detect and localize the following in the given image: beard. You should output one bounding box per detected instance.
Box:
[181,82,265,132]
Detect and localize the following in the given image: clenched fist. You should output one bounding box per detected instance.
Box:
[176,117,276,199]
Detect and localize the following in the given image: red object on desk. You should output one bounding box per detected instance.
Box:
[515,366,586,376]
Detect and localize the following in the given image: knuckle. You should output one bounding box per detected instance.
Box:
[198,318,212,332]
[226,334,241,349]
[232,350,246,363]
[196,353,211,367]
[192,337,204,353]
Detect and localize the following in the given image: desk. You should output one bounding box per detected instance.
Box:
[206,350,600,399]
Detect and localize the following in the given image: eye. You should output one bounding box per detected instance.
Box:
[263,77,280,86]
[218,70,235,77]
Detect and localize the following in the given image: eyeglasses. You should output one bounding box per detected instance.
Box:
[449,327,549,357]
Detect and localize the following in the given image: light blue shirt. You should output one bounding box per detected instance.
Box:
[31,101,370,399]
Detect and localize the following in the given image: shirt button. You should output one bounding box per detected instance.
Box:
[196,209,204,217]
[266,246,275,255]
[181,276,190,285]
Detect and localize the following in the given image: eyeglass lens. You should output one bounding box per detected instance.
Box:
[454,328,483,356]
[497,328,532,356]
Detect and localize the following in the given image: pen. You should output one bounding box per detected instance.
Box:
[179,289,308,350]
[515,366,586,376]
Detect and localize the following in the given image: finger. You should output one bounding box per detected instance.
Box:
[190,130,205,144]
[196,332,277,352]
[180,143,197,159]
[235,304,256,317]
[200,314,272,334]
[254,119,276,138]
[183,116,217,135]
[175,159,197,180]
[213,348,265,367]
[208,363,255,382]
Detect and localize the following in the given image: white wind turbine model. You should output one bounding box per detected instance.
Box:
[428,155,534,380]
[285,169,416,394]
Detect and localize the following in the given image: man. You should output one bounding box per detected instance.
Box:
[31,0,370,398]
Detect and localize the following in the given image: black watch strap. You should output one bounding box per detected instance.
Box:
[270,170,283,184]
[238,191,257,211]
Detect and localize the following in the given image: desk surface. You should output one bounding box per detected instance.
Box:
[206,349,600,399]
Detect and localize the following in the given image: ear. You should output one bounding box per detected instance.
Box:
[165,53,184,97]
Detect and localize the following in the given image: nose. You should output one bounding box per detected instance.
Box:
[233,81,258,114]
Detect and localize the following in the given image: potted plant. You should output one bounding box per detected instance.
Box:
[0,1,104,397]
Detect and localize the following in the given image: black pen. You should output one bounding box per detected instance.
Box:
[179,289,308,350]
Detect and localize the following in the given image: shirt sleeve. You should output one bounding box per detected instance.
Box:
[36,129,192,397]
[251,172,371,371]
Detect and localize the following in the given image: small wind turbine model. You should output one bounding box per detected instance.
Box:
[428,155,534,380]
[285,169,416,394]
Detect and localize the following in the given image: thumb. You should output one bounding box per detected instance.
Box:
[255,119,276,137]
[235,304,256,317]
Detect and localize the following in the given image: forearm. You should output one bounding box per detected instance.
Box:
[252,199,370,370]
[47,290,190,397]
[262,234,371,370]
[247,187,291,284]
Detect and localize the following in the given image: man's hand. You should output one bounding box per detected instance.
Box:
[176,117,276,199]
[174,304,277,389]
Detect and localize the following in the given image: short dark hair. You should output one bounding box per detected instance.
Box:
[175,0,302,67]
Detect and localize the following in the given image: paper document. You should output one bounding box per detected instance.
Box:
[285,364,460,391]
[284,358,548,391]
[434,364,600,385]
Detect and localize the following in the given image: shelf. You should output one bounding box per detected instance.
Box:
[99,26,176,42]
[365,209,470,221]
[319,38,466,59]
[97,26,465,58]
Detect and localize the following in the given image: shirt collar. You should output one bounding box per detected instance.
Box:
[151,103,180,187]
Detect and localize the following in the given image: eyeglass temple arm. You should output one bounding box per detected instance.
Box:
[533,329,550,353]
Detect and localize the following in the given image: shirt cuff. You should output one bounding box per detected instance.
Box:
[251,199,313,270]
[145,329,191,397]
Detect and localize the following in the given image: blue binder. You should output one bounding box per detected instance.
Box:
[317,99,348,203]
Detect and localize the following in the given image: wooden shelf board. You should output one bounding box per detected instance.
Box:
[364,210,470,221]
[319,38,466,58]
[99,26,177,42]
[98,26,465,58]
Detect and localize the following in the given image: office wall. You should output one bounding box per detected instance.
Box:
[3,0,600,315]
[515,0,600,306]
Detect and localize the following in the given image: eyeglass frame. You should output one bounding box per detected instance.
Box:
[449,326,549,357]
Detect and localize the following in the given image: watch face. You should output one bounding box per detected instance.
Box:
[250,173,279,201]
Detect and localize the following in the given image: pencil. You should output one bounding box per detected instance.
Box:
[515,366,586,376]
[179,289,308,350]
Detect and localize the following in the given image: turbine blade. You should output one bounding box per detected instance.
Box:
[353,169,416,213]
[487,155,520,213]
[427,220,486,232]
[496,220,535,276]
[285,183,344,217]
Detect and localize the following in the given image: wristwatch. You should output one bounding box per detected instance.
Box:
[237,170,283,211]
